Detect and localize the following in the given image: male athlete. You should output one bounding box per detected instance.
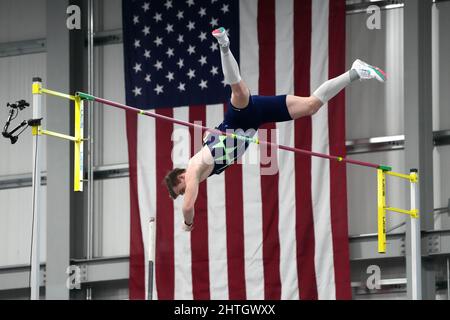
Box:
[164,27,386,231]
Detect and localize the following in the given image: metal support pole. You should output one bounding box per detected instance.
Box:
[86,0,95,262]
[147,217,156,300]
[404,0,435,299]
[447,258,449,300]
[410,169,421,300]
[30,77,43,300]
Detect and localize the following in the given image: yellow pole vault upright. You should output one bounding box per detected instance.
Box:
[377,167,421,299]
[29,78,84,300]
[31,79,84,192]
[377,169,419,253]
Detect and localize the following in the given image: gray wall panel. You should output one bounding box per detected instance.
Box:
[346,8,404,140]
[98,178,130,257]
[102,0,122,30]
[0,186,46,266]
[432,3,450,131]
[100,44,128,165]
[0,53,47,176]
[434,145,450,230]
[0,0,46,43]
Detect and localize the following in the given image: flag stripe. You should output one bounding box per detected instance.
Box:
[189,105,211,300]
[275,0,299,300]
[206,104,229,300]
[172,106,194,300]
[293,0,318,300]
[328,0,352,299]
[239,0,264,300]
[223,102,247,300]
[258,0,282,300]
[155,108,175,300]
[311,0,336,299]
[126,112,146,299]
[137,109,157,300]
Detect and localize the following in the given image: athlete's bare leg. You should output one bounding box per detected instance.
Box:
[230,81,250,109]
[286,95,323,120]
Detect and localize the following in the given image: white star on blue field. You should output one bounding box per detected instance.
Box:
[123,0,239,109]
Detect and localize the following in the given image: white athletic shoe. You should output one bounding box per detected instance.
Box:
[212,27,229,47]
[352,59,386,82]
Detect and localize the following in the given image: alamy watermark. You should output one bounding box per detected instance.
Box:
[366,5,381,30]
[366,264,381,290]
[67,5,81,30]
[171,123,280,176]
[66,265,81,290]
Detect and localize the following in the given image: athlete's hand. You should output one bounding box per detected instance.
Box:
[182,221,194,232]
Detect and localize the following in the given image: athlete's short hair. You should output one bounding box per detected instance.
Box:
[163,168,186,200]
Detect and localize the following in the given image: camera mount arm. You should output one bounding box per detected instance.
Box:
[2,100,31,144]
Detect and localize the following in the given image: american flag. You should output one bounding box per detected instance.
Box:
[123,0,351,300]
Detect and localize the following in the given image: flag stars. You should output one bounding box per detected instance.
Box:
[198,7,206,17]
[177,34,184,44]
[210,42,219,52]
[165,23,174,33]
[133,15,139,24]
[142,2,150,12]
[199,80,208,89]
[198,32,207,42]
[154,60,163,71]
[153,12,162,22]
[133,86,142,96]
[145,74,151,82]
[176,10,184,20]
[210,17,219,28]
[166,72,175,82]
[166,47,175,58]
[154,84,164,95]
[133,63,142,73]
[164,0,173,10]
[134,39,141,48]
[142,26,150,36]
[210,66,219,76]
[144,50,151,59]
[221,4,230,14]
[187,21,196,31]
[187,69,196,79]
[187,45,196,55]
[178,82,186,92]
[154,36,163,46]
[177,58,184,69]
[198,55,207,66]
[186,0,195,7]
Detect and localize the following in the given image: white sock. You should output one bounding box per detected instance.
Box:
[220,48,242,85]
[312,69,359,104]
[213,28,241,85]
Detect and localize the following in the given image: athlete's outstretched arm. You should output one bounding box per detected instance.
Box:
[182,174,199,231]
